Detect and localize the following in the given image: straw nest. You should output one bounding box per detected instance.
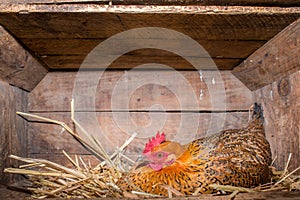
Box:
[4,100,300,199]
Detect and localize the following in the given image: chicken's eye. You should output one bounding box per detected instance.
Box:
[156,152,164,158]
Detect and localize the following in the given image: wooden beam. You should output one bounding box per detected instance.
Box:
[0,5,298,71]
[28,70,253,112]
[1,0,300,7]
[0,9,298,41]
[22,39,265,58]
[232,18,300,91]
[21,39,263,70]
[41,55,241,70]
[0,26,48,91]
[0,81,28,184]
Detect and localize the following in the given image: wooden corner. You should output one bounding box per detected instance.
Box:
[0,26,48,91]
[232,17,300,91]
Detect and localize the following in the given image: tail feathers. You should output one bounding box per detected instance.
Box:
[252,102,264,125]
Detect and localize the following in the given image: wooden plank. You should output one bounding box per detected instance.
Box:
[0,81,28,184]
[8,87,28,184]
[0,5,298,71]
[254,71,300,172]
[232,18,300,91]
[0,26,48,91]
[22,39,265,58]
[2,0,300,7]
[41,55,241,70]
[0,81,13,184]
[1,0,299,6]
[0,9,299,41]
[28,70,253,112]
[28,111,250,155]
[24,39,260,70]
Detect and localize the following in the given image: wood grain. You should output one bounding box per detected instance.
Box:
[24,39,260,70]
[0,4,298,71]
[0,10,298,40]
[0,81,28,184]
[28,70,253,112]
[0,26,48,91]
[2,0,300,6]
[254,71,300,172]
[233,18,300,91]
[41,54,242,70]
[23,39,264,58]
[28,111,250,155]
[0,81,13,184]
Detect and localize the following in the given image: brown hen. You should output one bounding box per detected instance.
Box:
[118,103,272,196]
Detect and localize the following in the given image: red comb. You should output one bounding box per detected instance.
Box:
[143,131,166,154]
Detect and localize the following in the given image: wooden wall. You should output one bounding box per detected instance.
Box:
[27,70,253,166]
[254,70,300,172]
[27,69,300,172]
[0,81,27,184]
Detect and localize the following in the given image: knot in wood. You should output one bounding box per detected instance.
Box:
[277,77,291,97]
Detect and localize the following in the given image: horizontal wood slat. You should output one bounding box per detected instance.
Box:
[28,112,250,155]
[24,39,264,58]
[28,70,253,112]
[0,12,298,41]
[2,0,300,6]
[0,4,298,70]
[41,55,242,70]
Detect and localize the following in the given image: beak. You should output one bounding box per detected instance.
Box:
[133,155,150,169]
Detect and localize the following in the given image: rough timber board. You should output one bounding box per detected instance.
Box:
[23,39,261,70]
[233,17,300,91]
[0,11,298,40]
[42,55,241,70]
[28,112,249,155]
[28,70,253,112]
[0,5,299,70]
[1,0,300,6]
[254,70,300,173]
[0,81,27,184]
[22,39,265,58]
[0,26,48,91]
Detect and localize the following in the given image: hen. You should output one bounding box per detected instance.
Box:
[118,103,272,196]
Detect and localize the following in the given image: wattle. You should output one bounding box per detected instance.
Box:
[149,163,163,171]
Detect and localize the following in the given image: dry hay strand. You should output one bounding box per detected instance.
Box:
[5,154,123,199]
[4,100,300,199]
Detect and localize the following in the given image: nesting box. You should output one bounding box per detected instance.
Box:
[0,1,299,199]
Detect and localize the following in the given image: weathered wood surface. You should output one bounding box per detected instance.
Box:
[0,5,299,70]
[2,7,297,40]
[28,111,249,155]
[0,26,48,91]
[22,39,265,58]
[0,81,28,184]
[28,70,253,112]
[42,55,241,70]
[26,40,260,70]
[233,18,300,91]
[34,38,252,69]
[1,0,300,7]
[254,70,300,172]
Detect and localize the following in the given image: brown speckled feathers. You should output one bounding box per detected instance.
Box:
[118,103,272,196]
